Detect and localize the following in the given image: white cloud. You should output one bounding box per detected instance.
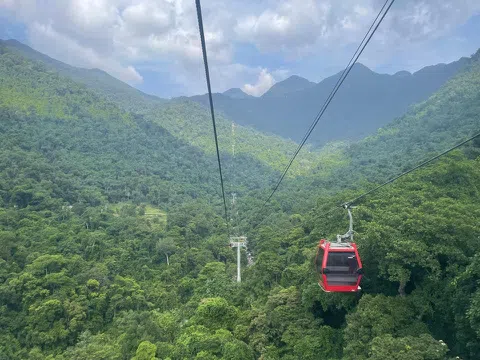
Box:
[66,0,118,30]
[155,62,280,97]
[0,0,232,87]
[29,22,143,84]
[272,68,290,81]
[235,0,366,55]
[242,69,276,96]
[0,0,479,95]
[0,0,38,20]
[235,0,480,57]
[121,1,174,36]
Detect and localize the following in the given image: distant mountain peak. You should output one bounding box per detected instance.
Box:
[262,75,315,97]
[352,62,372,70]
[223,88,251,99]
[184,52,471,145]
[286,75,311,81]
[394,70,412,77]
[4,39,22,45]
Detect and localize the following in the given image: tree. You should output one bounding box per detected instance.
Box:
[222,339,254,360]
[61,331,121,360]
[107,276,147,319]
[368,334,449,360]
[290,327,341,360]
[343,295,429,360]
[132,341,157,360]
[155,238,177,266]
[194,262,234,301]
[174,326,233,358]
[25,299,69,348]
[192,297,238,331]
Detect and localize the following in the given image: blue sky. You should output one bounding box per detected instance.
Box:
[1,0,479,98]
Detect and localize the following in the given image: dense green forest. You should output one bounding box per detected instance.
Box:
[0,40,320,176]
[253,48,480,218]
[0,39,166,114]
[0,41,479,360]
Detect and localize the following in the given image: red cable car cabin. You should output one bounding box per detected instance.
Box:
[315,239,363,292]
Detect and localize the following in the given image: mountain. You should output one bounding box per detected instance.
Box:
[0,42,295,206]
[338,50,480,184]
[0,44,237,208]
[184,60,469,145]
[0,40,320,176]
[1,38,480,360]
[0,39,165,113]
[260,49,480,216]
[262,75,316,97]
[223,88,252,99]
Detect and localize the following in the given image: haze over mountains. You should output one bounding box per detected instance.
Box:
[4,38,473,148]
[2,35,474,152]
[185,59,469,145]
[0,39,320,180]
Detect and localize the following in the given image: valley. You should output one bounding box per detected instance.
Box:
[0,40,479,360]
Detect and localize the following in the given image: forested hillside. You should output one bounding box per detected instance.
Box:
[1,148,478,359]
[0,40,479,360]
[185,59,468,145]
[261,75,316,97]
[0,39,165,113]
[253,49,480,218]
[0,40,320,176]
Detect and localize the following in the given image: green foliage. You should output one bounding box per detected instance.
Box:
[368,334,449,360]
[340,57,480,186]
[192,297,238,331]
[269,52,480,215]
[343,295,429,359]
[132,341,157,360]
[0,40,479,360]
[61,331,121,360]
[1,39,166,114]
[0,41,322,178]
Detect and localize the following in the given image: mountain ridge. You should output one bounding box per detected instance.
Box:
[183,58,470,145]
[0,39,165,113]
[261,75,316,98]
[0,40,321,177]
[223,88,252,99]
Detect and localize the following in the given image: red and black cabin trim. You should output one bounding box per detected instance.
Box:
[315,239,363,292]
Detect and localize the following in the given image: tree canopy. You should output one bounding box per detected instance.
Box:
[0,42,479,359]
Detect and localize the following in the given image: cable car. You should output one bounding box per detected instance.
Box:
[315,207,363,292]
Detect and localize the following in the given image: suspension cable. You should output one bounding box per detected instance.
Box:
[195,0,229,224]
[294,0,391,150]
[341,131,480,208]
[230,122,239,235]
[261,0,396,209]
[263,130,480,233]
